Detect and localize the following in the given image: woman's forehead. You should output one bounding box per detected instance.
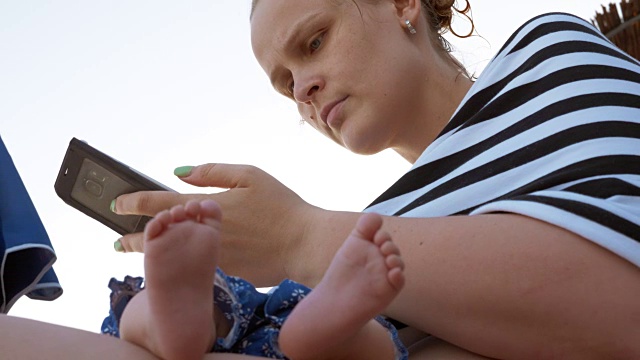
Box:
[250,0,361,45]
[253,0,322,27]
[251,0,330,57]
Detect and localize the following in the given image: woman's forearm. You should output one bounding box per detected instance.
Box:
[295,211,640,359]
[0,314,264,359]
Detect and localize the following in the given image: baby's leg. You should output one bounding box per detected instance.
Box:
[279,213,405,360]
[119,200,222,360]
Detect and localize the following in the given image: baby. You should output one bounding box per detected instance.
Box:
[116,200,407,360]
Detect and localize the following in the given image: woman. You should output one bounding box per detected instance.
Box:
[115,0,640,357]
[2,0,639,358]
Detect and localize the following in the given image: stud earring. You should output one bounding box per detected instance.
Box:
[405,19,417,35]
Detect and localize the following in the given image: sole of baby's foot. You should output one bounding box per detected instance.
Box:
[279,212,405,360]
[143,200,222,360]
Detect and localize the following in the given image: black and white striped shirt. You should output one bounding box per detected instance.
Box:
[365,13,640,267]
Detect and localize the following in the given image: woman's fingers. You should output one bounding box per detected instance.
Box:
[110,163,315,286]
[113,191,204,216]
[175,163,263,189]
[113,164,261,218]
[109,164,259,254]
[116,233,144,253]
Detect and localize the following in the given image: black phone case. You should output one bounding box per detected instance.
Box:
[55,137,170,235]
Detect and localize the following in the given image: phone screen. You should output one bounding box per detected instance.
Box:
[70,158,143,233]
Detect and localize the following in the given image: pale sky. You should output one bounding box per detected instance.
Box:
[1,0,610,332]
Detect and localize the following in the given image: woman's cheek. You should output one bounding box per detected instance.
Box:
[297,102,314,121]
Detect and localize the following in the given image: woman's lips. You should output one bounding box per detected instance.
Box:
[320,97,347,127]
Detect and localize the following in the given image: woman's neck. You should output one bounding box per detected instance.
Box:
[394,71,473,164]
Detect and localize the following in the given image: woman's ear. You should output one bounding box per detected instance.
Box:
[392,0,421,27]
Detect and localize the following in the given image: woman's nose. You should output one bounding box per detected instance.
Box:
[293,73,324,104]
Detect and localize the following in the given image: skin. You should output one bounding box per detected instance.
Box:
[1,0,637,359]
[250,0,470,161]
[278,212,405,360]
[119,199,405,360]
[119,201,223,360]
[109,0,640,358]
[0,312,262,360]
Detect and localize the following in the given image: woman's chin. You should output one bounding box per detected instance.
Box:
[334,120,388,155]
[342,136,384,156]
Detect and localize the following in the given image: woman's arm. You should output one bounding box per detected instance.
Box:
[0,314,263,360]
[304,210,640,359]
[114,164,640,359]
[0,313,494,359]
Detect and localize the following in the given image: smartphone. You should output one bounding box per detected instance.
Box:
[55,137,173,235]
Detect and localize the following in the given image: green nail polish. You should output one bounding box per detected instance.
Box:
[110,199,116,213]
[114,240,124,253]
[174,166,194,177]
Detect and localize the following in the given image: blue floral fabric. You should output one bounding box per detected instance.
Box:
[101,269,408,359]
[212,271,306,357]
[101,275,143,337]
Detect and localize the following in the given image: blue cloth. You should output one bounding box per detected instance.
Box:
[211,271,311,357]
[102,269,408,359]
[0,136,62,313]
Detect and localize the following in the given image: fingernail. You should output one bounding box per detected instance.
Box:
[110,199,117,213]
[114,239,125,253]
[174,166,194,177]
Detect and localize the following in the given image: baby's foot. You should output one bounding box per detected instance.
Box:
[279,213,405,359]
[143,200,222,360]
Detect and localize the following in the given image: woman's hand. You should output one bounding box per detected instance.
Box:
[113,163,317,286]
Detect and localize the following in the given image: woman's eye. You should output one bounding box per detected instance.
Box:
[309,33,324,52]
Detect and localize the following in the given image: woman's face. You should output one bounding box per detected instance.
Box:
[251,0,430,155]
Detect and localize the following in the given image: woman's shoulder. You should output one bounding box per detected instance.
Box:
[498,12,603,55]
[470,11,636,92]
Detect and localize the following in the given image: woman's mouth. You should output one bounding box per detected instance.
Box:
[320,96,348,128]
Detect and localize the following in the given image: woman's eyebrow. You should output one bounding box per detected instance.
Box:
[267,11,322,88]
[280,11,322,54]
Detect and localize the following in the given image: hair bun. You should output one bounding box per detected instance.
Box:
[425,0,474,38]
